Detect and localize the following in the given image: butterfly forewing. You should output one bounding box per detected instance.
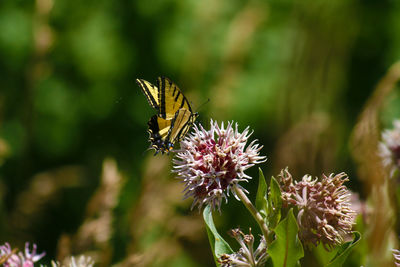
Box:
[157,77,192,120]
[136,79,160,110]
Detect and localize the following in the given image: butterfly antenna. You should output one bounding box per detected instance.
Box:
[195,98,210,112]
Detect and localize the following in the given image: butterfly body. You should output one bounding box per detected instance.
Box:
[136,77,198,154]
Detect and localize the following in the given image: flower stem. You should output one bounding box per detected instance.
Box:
[233,185,270,243]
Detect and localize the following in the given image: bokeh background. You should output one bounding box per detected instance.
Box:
[1,0,400,266]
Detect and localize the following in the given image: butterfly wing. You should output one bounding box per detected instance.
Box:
[157,77,193,120]
[167,108,198,145]
[147,115,173,153]
[136,78,160,110]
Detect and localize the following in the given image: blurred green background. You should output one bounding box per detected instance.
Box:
[1,0,400,266]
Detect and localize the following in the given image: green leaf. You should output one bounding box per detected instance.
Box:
[313,243,339,266]
[325,232,361,267]
[203,205,233,265]
[256,168,268,218]
[268,209,304,267]
[267,176,282,229]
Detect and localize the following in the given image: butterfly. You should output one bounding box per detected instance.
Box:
[136,77,198,154]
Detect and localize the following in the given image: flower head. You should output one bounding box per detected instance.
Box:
[51,255,95,267]
[218,228,267,267]
[173,120,266,211]
[393,249,400,267]
[0,242,45,267]
[0,243,20,266]
[379,120,400,177]
[277,168,356,250]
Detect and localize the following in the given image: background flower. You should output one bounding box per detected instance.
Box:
[393,249,400,267]
[51,255,95,267]
[379,120,400,177]
[0,242,45,267]
[277,168,356,250]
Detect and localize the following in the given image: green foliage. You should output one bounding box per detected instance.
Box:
[203,205,233,265]
[268,209,304,267]
[267,176,282,230]
[325,232,361,267]
[256,168,268,218]
[256,169,282,236]
[313,243,340,266]
[313,232,361,267]
[0,6,33,68]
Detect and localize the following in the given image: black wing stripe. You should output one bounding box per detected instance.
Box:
[174,91,181,102]
[168,110,194,143]
[177,114,197,140]
[172,84,177,97]
[138,80,155,105]
[176,123,190,141]
[136,79,159,109]
[165,110,179,141]
[159,78,166,118]
[179,96,186,109]
[179,93,192,111]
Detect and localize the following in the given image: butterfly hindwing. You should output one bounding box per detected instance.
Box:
[147,115,172,152]
[167,108,198,145]
[138,77,198,154]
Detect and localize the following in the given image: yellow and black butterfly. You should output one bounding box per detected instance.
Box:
[136,77,198,154]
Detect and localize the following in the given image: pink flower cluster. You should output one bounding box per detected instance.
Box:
[173,120,266,211]
[0,242,45,267]
[278,168,356,250]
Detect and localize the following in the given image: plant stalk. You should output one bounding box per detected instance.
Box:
[233,185,270,243]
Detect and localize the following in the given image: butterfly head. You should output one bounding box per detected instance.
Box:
[160,141,174,154]
[149,137,173,154]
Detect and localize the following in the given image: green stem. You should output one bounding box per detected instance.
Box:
[233,185,270,244]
